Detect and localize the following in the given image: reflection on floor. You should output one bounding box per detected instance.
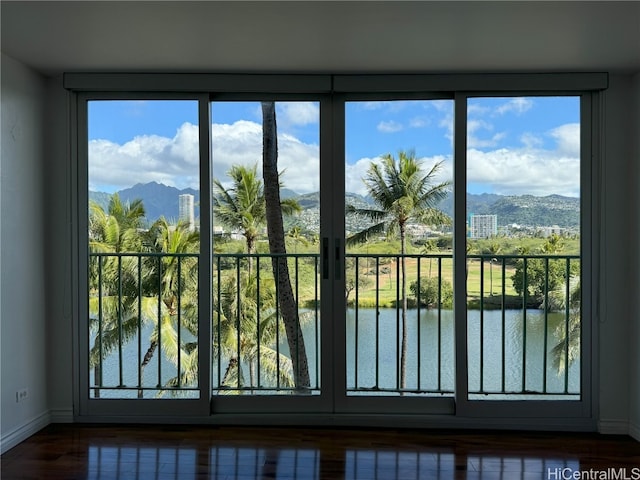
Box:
[2,424,639,479]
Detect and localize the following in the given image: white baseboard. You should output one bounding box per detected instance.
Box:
[629,421,640,442]
[598,419,630,435]
[0,410,50,455]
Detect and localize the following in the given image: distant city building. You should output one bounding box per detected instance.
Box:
[538,225,563,237]
[469,214,498,239]
[178,194,195,231]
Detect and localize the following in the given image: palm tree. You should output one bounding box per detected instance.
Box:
[541,233,565,255]
[213,163,301,272]
[287,226,308,253]
[213,164,265,257]
[212,273,297,391]
[346,150,451,389]
[139,217,200,397]
[487,241,502,296]
[466,240,475,284]
[262,101,311,391]
[551,281,581,375]
[88,194,147,396]
[89,193,146,253]
[421,239,439,278]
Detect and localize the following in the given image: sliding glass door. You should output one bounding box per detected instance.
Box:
[336,97,456,414]
[209,99,329,413]
[79,94,211,416]
[74,75,598,424]
[454,93,592,419]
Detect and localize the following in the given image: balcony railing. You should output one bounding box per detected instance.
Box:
[211,253,321,394]
[465,254,581,399]
[88,251,580,400]
[89,252,200,399]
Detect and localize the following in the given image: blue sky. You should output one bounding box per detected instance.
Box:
[88,96,580,197]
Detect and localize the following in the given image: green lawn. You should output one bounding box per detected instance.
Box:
[213,236,576,308]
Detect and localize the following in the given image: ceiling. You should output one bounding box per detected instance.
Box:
[1,1,639,77]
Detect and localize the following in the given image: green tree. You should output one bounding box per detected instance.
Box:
[213,164,264,256]
[410,276,453,309]
[346,150,451,389]
[89,193,146,253]
[138,217,200,397]
[345,257,374,305]
[212,273,297,391]
[213,163,300,272]
[287,226,308,253]
[551,281,581,375]
[88,194,147,397]
[511,235,578,307]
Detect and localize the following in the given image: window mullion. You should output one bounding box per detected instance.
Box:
[453,92,470,414]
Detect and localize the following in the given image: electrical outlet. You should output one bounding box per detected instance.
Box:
[16,388,28,403]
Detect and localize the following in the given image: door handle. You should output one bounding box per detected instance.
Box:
[322,237,329,280]
[334,238,341,280]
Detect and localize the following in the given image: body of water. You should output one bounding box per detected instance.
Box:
[92,308,580,400]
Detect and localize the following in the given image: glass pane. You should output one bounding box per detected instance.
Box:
[88,100,200,399]
[465,96,581,400]
[210,101,321,395]
[345,100,455,396]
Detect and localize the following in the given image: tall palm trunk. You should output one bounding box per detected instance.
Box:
[246,235,255,276]
[489,259,494,296]
[138,339,158,398]
[399,223,408,391]
[261,102,311,390]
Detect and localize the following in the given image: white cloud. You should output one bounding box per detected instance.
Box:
[430,100,453,113]
[211,120,320,193]
[361,101,393,110]
[409,117,429,128]
[520,132,544,149]
[377,120,403,133]
[549,123,580,157]
[277,102,319,127]
[89,123,200,192]
[360,101,413,113]
[88,117,579,200]
[346,156,380,197]
[495,97,533,115]
[467,119,507,148]
[440,112,454,144]
[467,147,580,197]
[467,103,490,116]
[90,120,320,194]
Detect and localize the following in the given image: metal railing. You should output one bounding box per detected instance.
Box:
[345,253,454,396]
[211,252,321,394]
[89,251,581,400]
[89,252,199,399]
[466,254,581,399]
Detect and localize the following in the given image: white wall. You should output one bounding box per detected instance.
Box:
[630,72,640,442]
[0,53,49,453]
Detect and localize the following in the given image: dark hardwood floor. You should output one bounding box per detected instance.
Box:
[2,424,639,479]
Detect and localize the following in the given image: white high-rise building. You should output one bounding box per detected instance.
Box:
[178,194,195,231]
[469,214,498,239]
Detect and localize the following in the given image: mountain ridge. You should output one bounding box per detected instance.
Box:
[89,182,579,228]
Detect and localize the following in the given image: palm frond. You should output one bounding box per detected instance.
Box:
[346,222,387,247]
